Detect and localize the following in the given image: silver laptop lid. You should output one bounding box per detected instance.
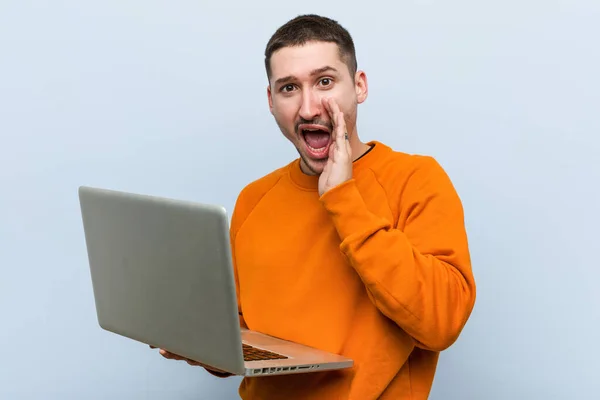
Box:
[78,186,245,375]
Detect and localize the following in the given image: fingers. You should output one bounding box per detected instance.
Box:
[204,365,229,374]
[322,97,340,132]
[323,156,332,176]
[156,348,227,373]
[162,350,197,365]
[160,349,199,365]
[330,100,347,155]
[326,97,342,132]
[336,111,346,150]
[323,98,350,156]
[322,97,333,120]
[159,349,191,365]
[159,349,183,361]
[322,98,336,141]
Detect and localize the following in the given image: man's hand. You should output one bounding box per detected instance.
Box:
[318,97,353,197]
[149,345,231,376]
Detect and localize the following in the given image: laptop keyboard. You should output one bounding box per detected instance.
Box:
[242,343,288,361]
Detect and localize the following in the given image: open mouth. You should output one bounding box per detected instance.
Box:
[299,124,332,159]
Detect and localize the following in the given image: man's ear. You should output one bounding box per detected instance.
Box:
[267,85,274,115]
[355,71,368,104]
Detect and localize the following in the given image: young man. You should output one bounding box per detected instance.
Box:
[158,14,476,400]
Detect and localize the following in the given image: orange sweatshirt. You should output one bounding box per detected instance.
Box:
[227,141,476,399]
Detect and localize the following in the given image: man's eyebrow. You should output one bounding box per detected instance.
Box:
[310,65,338,77]
[274,66,339,86]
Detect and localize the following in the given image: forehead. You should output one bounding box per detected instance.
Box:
[269,41,346,81]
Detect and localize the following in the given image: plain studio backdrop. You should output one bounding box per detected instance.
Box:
[1,1,598,399]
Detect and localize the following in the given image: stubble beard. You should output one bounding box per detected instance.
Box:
[297,149,327,176]
[275,118,329,176]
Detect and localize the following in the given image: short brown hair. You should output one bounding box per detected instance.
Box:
[264,14,358,82]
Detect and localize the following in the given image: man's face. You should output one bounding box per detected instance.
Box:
[267,41,367,175]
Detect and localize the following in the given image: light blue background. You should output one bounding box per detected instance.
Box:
[1,1,598,399]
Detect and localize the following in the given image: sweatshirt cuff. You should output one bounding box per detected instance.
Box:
[319,179,375,242]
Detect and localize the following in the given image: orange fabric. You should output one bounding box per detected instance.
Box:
[228,141,476,399]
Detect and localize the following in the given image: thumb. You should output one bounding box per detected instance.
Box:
[322,159,331,175]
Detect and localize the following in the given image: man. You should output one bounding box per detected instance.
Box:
[157,14,476,399]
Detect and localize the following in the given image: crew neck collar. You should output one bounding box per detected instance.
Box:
[288,141,387,190]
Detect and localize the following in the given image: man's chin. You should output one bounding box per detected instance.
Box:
[300,156,328,176]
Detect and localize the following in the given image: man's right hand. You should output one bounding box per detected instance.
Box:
[149,345,233,376]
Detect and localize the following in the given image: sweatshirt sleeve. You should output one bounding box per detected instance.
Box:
[319,156,476,351]
[230,193,249,331]
[204,193,249,379]
[231,231,248,330]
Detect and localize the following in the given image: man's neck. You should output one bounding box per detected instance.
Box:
[351,140,373,162]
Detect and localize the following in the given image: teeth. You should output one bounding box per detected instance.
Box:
[302,128,328,132]
[301,128,330,154]
[307,143,328,152]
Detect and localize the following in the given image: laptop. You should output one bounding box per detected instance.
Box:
[78,185,353,377]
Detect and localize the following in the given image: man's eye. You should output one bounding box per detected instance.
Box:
[281,84,295,92]
[320,78,332,86]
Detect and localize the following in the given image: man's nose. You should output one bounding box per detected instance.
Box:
[298,90,322,121]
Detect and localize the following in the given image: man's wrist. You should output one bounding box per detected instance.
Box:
[319,179,372,242]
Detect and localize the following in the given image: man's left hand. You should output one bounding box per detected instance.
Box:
[150,345,231,375]
[318,98,353,196]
